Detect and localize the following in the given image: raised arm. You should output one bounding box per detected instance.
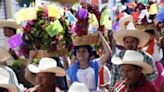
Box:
[99,31,112,66]
[24,50,37,85]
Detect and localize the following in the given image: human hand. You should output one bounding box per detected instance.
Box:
[29,50,37,59]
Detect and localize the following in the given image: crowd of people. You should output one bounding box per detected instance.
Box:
[0,0,164,92]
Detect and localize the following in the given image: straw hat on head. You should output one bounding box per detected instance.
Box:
[68,82,89,92]
[0,19,21,29]
[111,50,153,74]
[113,30,150,48]
[0,47,12,63]
[119,15,133,30]
[28,57,66,77]
[0,67,17,92]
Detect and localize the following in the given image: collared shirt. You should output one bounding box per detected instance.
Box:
[113,75,158,92]
[110,50,157,86]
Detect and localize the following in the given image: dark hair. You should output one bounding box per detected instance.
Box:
[74,45,93,56]
[145,29,155,35]
[3,27,17,34]
[0,87,8,92]
[123,36,139,43]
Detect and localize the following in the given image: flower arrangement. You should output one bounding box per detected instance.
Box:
[17,5,72,56]
[69,2,111,46]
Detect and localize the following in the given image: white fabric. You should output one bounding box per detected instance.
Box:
[152,43,163,62]
[68,82,89,92]
[77,66,97,92]
[102,66,111,86]
[99,66,111,92]
[67,59,101,92]
[0,66,19,86]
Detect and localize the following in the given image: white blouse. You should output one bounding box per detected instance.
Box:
[77,66,96,92]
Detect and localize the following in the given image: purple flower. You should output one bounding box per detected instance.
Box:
[27,20,34,25]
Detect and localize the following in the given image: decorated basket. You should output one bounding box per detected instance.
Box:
[136,24,155,30]
[34,48,68,59]
[72,32,99,46]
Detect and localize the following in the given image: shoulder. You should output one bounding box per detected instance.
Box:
[0,66,15,76]
[67,62,79,77]
[138,50,152,59]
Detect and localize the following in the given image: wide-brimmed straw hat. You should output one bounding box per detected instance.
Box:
[28,57,66,77]
[0,67,17,92]
[0,47,12,63]
[113,30,150,48]
[111,50,153,74]
[119,15,133,30]
[68,82,89,92]
[0,19,21,29]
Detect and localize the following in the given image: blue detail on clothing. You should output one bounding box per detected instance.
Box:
[67,60,99,87]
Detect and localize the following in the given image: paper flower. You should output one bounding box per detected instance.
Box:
[17,5,72,52]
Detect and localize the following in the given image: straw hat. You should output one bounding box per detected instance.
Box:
[0,67,17,92]
[28,57,66,77]
[119,15,133,30]
[113,30,150,48]
[68,82,89,92]
[0,19,21,29]
[0,47,12,63]
[111,50,153,74]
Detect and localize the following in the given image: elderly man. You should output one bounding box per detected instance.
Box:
[112,50,157,92]
[110,30,157,86]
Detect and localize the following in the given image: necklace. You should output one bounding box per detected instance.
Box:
[79,63,89,69]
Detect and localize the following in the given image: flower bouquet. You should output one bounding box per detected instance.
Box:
[70,3,102,46]
[16,5,72,57]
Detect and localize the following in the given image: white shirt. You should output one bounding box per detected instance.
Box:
[77,66,96,92]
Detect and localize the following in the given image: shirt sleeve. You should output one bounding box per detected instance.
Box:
[103,66,111,85]
[5,66,19,86]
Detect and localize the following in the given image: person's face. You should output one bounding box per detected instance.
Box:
[36,72,55,92]
[0,87,8,92]
[123,37,139,50]
[76,47,90,62]
[120,64,142,86]
[3,27,16,37]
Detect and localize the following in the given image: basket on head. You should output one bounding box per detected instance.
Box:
[72,32,99,46]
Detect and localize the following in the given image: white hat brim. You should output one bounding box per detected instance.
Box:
[111,56,153,74]
[0,20,21,29]
[0,84,17,92]
[28,64,66,77]
[113,30,150,47]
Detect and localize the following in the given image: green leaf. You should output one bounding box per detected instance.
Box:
[45,20,63,37]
